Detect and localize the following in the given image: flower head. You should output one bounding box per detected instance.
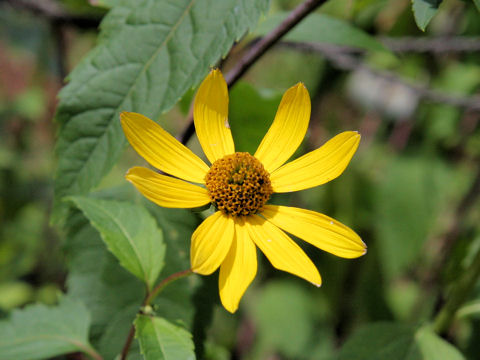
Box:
[120,69,366,313]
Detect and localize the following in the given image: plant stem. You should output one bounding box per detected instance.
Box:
[179,0,327,145]
[143,269,193,306]
[119,269,193,360]
[433,247,480,335]
[223,0,326,86]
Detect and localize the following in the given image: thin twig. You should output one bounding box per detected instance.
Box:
[306,44,480,111]
[223,0,326,85]
[178,0,327,145]
[282,36,480,54]
[379,36,480,53]
[4,0,101,29]
[52,22,68,81]
[119,324,136,360]
[119,269,193,360]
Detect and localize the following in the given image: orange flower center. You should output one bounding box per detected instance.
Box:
[205,152,273,217]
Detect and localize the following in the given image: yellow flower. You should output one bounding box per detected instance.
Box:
[120,69,366,313]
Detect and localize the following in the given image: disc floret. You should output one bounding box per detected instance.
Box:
[205,152,273,217]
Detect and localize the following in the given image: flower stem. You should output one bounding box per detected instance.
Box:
[119,269,193,360]
[433,247,480,335]
[179,0,328,145]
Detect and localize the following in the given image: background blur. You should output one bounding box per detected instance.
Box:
[1,0,480,359]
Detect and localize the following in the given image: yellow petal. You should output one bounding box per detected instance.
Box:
[194,69,235,164]
[126,167,211,209]
[262,205,366,259]
[191,212,234,275]
[271,131,360,192]
[120,112,209,183]
[254,83,311,173]
[219,218,257,313]
[245,215,321,286]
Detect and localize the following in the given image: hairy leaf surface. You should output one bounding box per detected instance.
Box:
[53,0,270,223]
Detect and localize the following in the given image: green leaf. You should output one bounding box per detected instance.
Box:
[53,0,270,223]
[416,327,465,360]
[135,315,195,360]
[374,156,452,280]
[250,280,319,358]
[412,0,443,31]
[65,207,145,358]
[339,323,465,360]
[255,12,385,51]
[0,297,96,360]
[457,299,480,319]
[65,194,199,358]
[69,196,165,290]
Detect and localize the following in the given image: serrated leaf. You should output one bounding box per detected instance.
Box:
[65,206,145,358]
[255,12,385,51]
[412,0,443,31]
[135,315,195,360]
[65,194,199,358]
[0,297,96,360]
[339,323,465,360]
[69,196,165,290]
[53,0,270,223]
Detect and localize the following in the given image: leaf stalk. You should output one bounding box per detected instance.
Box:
[120,269,193,360]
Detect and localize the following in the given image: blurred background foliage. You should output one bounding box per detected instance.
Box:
[1,0,480,359]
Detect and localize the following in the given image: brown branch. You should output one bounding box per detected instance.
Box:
[4,0,101,29]
[179,0,327,145]
[119,325,136,360]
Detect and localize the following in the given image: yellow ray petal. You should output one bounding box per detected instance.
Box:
[245,215,321,286]
[191,212,234,275]
[194,69,235,164]
[120,112,209,183]
[126,167,211,209]
[254,83,311,173]
[271,131,360,193]
[219,218,257,313]
[262,205,366,259]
